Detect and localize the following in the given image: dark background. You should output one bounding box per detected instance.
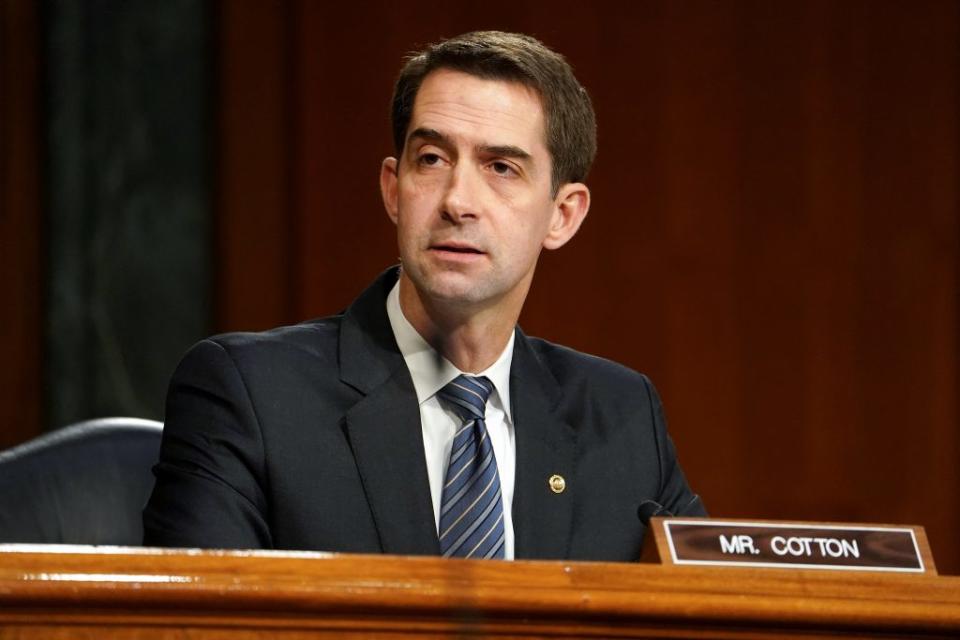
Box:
[2,1,957,573]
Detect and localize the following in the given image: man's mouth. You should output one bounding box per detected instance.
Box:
[431,243,484,255]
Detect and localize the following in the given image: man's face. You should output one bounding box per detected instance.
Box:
[380,68,587,318]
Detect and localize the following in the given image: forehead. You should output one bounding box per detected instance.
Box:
[409,69,547,152]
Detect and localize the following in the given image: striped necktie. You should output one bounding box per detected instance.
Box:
[437,375,505,559]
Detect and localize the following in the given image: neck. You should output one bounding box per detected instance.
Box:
[398,273,522,373]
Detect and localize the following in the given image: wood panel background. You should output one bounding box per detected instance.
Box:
[2,0,954,574]
[218,0,959,573]
[0,0,41,449]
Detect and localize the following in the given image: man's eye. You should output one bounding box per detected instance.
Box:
[490,161,515,176]
[419,153,442,166]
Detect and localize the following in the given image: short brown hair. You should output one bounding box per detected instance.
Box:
[390,31,596,194]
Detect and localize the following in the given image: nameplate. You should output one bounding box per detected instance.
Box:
[657,520,930,573]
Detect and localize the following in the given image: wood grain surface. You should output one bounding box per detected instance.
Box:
[0,545,958,638]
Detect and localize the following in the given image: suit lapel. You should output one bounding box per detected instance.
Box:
[338,268,439,556]
[334,270,577,559]
[510,331,577,560]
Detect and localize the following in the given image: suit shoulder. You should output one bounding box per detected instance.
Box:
[207,315,341,355]
[176,315,344,376]
[524,334,651,390]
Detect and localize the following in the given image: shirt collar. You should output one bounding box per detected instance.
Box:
[386,277,514,421]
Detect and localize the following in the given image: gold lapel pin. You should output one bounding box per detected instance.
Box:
[548,474,566,494]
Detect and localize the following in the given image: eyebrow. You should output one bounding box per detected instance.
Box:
[407,127,447,146]
[479,144,532,161]
[407,127,532,162]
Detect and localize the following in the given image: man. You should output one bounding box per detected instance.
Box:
[144,31,704,560]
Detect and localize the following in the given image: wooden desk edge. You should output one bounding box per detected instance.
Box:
[0,545,957,637]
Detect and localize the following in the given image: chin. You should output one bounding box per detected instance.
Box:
[404,259,513,308]
[423,280,487,305]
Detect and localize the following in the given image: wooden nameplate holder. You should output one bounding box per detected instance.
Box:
[640,517,937,574]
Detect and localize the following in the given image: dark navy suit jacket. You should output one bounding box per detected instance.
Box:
[143,267,705,560]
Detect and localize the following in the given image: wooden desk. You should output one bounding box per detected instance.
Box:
[0,545,957,638]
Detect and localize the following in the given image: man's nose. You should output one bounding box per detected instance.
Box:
[441,163,481,223]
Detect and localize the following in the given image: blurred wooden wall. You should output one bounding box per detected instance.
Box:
[217,0,959,572]
[2,0,955,573]
[0,1,41,449]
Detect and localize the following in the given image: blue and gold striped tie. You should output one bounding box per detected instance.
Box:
[437,375,505,559]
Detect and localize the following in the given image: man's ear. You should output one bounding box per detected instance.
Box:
[380,156,399,224]
[543,182,590,250]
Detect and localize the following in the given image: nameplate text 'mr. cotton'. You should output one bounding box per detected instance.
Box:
[663,521,925,573]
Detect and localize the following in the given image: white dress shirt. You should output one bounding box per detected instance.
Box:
[386,280,516,559]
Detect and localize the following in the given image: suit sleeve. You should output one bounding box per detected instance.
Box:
[143,339,274,548]
[643,375,707,517]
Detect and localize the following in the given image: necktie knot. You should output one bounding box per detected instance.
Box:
[437,375,493,423]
